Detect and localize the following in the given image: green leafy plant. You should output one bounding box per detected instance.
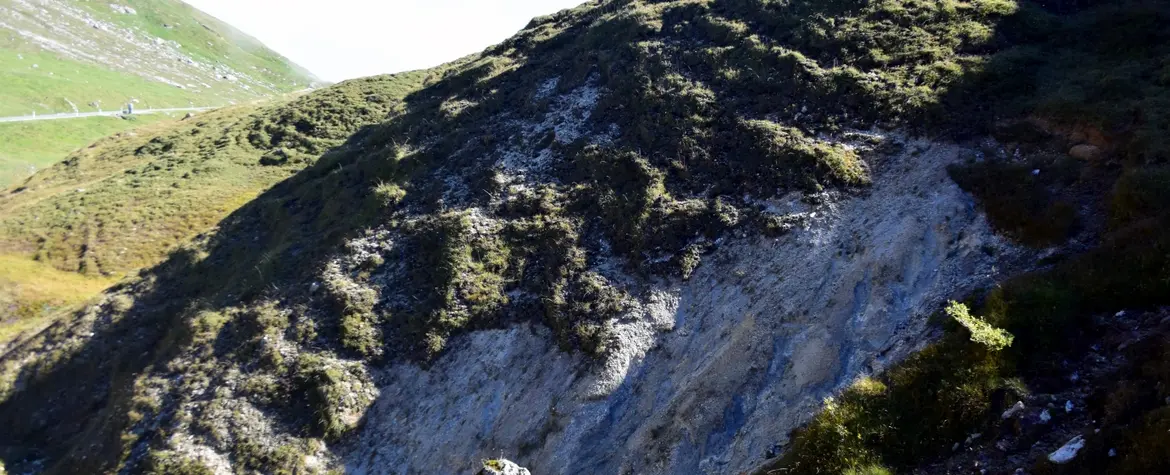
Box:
[945,301,1014,350]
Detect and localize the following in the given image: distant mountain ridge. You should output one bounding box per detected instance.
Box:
[0,0,319,117]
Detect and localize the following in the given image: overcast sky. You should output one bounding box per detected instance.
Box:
[184,0,587,82]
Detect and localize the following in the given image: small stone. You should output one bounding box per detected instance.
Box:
[1065,400,1075,413]
[1002,401,1026,419]
[1109,448,1117,457]
[952,442,961,452]
[1048,435,1086,464]
[1069,144,1102,161]
[1115,310,1126,317]
[1032,169,1040,175]
[1069,371,1080,382]
[1039,409,1052,423]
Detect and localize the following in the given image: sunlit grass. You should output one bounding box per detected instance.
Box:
[0,254,119,345]
[0,115,174,188]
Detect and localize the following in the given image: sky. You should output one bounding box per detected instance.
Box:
[184,0,588,82]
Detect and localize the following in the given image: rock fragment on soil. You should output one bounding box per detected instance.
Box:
[1048,435,1085,464]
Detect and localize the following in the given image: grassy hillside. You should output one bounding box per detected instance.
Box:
[0,0,318,116]
[0,255,117,349]
[0,0,323,193]
[0,115,174,186]
[0,0,1167,474]
[0,71,434,348]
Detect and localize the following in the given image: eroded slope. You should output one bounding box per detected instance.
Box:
[1,0,1169,474]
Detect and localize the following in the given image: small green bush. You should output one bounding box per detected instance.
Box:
[945,301,1014,350]
[371,181,407,208]
[947,159,1079,247]
[844,464,894,475]
[1111,166,1170,226]
[293,354,356,441]
[143,450,213,475]
[339,312,383,358]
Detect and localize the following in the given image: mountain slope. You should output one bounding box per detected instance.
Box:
[0,0,1168,474]
[0,113,173,185]
[0,0,321,188]
[0,70,436,348]
[0,0,318,116]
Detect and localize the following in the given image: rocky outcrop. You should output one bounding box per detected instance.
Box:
[338,136,1025,474]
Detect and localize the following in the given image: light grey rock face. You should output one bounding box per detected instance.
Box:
[341,138,1023,475]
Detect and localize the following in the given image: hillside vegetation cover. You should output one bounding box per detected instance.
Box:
[0,72,433,346]
[0,0,1168,473]
[0,114,172,187]
[0,0,317,116]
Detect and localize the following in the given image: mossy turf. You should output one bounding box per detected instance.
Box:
[2,0,1170,473]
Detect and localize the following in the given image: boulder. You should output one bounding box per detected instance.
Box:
[1001,401,1026,419]
[1069,144,1102,161]
[478,459,531,475]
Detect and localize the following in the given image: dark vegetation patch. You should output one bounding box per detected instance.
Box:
[763,0,1170,472]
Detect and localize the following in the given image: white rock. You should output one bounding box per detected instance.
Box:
[1032,169,1040,175]
[1065,400,1074,413]
[1048,435,1085,464]
[1002,401,1026,419]
[1109,448,1117,457]
[479,459,531,475]
[1115,310,1126,317]
[1039,409,1051,423]
[109,4,137,15]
